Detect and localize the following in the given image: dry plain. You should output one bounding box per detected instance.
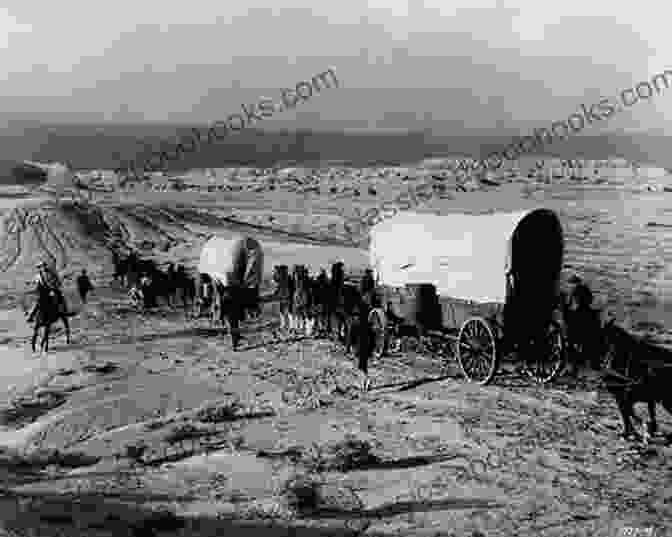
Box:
[0,164,670,537]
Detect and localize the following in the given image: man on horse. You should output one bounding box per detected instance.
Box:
[27,261,68,322]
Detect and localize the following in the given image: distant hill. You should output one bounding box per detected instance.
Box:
[0,121,669,176]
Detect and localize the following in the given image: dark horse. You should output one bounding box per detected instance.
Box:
[311,268,330,335]
[601,318,672,441]
[135,260,173,308]
[173,265,195,312]
[326,262,362,345]
[291,264,313,335]
[30,285,72,353]
[273,265,294,332]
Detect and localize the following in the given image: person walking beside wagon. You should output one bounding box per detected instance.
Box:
[564,274,602,372]
[356,269,377,391]
[76,269,94,304]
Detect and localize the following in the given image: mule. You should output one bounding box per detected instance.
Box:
[602,319,672,441]
[30,286,72,353]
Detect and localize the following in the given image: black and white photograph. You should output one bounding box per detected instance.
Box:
[0,2,669,536]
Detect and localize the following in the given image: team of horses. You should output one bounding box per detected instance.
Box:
[113,251,196,311]
[271,262,377,347]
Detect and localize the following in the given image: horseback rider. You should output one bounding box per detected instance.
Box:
[27,261,67,322]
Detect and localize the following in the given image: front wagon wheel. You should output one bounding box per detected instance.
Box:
[523,320,565,384]
[457,316,498,385]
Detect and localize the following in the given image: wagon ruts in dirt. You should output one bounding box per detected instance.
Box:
[365,208,568,384]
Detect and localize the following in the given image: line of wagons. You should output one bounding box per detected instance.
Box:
[197,207,569,386]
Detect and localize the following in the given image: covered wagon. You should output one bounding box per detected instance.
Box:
[197,235,264,341]
[367,208,566,384]
[198,235,264,289]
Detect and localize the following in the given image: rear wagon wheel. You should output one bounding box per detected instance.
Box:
[457,316,498,385]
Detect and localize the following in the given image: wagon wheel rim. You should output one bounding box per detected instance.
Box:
[368,308,387,359]
[523,321,565,383]
[457,317,497,385]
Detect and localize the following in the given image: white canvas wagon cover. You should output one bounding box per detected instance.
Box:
[369,209,563,304]
[198,235,264,288]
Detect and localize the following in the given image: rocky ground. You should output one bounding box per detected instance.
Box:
[0,165,670,536]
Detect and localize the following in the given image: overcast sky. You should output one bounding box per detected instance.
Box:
[0,0,668,134]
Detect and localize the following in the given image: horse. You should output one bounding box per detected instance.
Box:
[151,266,175,307]
[112,252,126,284]
[341,270,377,358]
[173,265,195,312]
[134,261,173,308]
[326,262,362,345]
[195,273,219,324]
[311,268,330,336]
[273,265,293,333]
[326,262,346,340]
[291,265,313,336]
[115,251,141,288]
[243,289,262,320]
[30,285,72,353]
[601,319,672,441]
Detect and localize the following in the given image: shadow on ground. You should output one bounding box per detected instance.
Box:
[0,486,504,537]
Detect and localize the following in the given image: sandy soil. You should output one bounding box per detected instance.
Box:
[0,168,670,536]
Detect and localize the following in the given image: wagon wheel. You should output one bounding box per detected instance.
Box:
[368,307,387,359]
[522,320,565,384]
[457,316,498,385]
